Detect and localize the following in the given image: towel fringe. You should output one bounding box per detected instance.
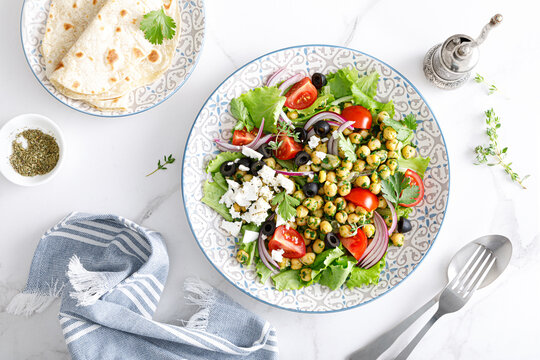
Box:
[6,279,64,317]
[184,278,215,331]
[67,255,108,306]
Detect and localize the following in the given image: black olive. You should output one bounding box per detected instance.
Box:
[294,151,310,166]
[257,144,274,158]
[250,161,265,175]
[325,233,340,248]
[220,161,236,177]
[313,121,330,137]
[260,220,276,236]
[303,182,319,197]
[237,157,252,169]
[294,128,308,143]
[397,218,412,233]
[311,73,327,89]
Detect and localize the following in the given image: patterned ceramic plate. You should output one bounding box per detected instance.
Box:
[20,0,205,117]
[182,45,450,313]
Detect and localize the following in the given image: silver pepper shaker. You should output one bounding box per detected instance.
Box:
[423,14,503,89]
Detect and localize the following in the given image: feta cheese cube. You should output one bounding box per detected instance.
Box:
[220,220,242,237]
[258,165,276,185]
[275,174,295,194]
[308,135,321,149]
[271,249,285,263]
[238,164,250,172]
[242,230,259,244]
[315,151,327,161]
[242,146,263,160]
[258,185,274,200]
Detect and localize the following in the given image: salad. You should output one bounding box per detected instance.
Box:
[202,66,430,291]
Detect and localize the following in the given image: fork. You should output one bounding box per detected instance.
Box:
[394,245,496,360]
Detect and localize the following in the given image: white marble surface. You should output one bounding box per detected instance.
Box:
[1,0,539,359]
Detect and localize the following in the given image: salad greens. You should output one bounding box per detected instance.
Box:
[346,256,386,288]
[234,87,286,133]
[381,172,420,206]
[201,180,233,221]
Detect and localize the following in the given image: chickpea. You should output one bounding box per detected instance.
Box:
[387,158,398,172]
[313,209,324,218]
[291,258,302,270]
[313,195,324,208]
[300,268,312,281]
[313,239,325,254]
[320,220,333,234]
[303,198,318,212]
[360,129,370,139]
[287,110,298,120]
[355,175,371,189]
[384,215,393,228]
[343,128,353,136]
[355,206,369,216]
[336,167,350,180]
[334,197,347,211]
[341,159,353,171]
[296,217,307,226]
[315,143,328,153]
[377,111,389,123]
[345,202,356,214]
[292,191,306,203]
[232,203,242,214]
[300,252,316,266]
[288,222,298,230]
[402,145,416,159]
[323,201,337,217]
[386,139,399,151]
[328,106,341,114]
[307,216,321,230]
[303,145,314,155]
[336,211,348,224]
[234,170,247,181]
[369,182,381,195]
[236,249,249,264]
[368,138,381,151]
[348,213,361,224]
[387,150,399,159]
[383,127,397,140]
[322,154,341,170]
[323,181,338,197]
[297,165,311,173]
[353,159,366,172]
[349,132,362,144]
[371,171,380,183]
[296,205,309,218]
[326,171,337,183]
[378,196,388,209]
[362,224,376,238]
[366,154,380,167]
[263,158,276,169]
[310,163,322,172]
[243,174,253,182]
[378,165,391,180]
[304,229,317,242]
[343,102,353,108]
[357,145,371,159]
[391,233,405,247]
[338,181,352,196]
[311,152,323,165]
[318,170,327,183]
[278,257,291,269]
[339,225,354,238]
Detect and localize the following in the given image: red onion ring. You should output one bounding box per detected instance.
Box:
[275,170,314,176]
[327,136,336,156]
[258,233,279,272]
[358,212,389,268]
[250,134,274,150]
[326,120,354,130]
[266,67,287,87]
[278,73,304,95]
[384,196,398,236]
[246,118,265,149]
[303,111,349,130]
[337,120,355,134]
[306,129,316,140]
[215,139,242,152]
[280,110,292,126]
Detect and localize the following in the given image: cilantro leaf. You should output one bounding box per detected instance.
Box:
[403,114,418,130]
[338,133,357,162]
[381,172,420,206]
[230,98,254,131]
[140,8,176,45]
[271,192,300,222]
[382,118,413,142]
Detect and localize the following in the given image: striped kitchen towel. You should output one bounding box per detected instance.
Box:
[7,212,278,360]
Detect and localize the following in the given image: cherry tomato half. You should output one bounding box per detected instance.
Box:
[345,188,379,212]
[340,231,368,261]
[284,77,318,110]
[400,169,424,207]
[232,128,258,146]
[341,105,373,129]
[268,225,306,259]
[275,135,303,160]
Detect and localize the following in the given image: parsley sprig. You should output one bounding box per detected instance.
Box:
[146,154,176,177]
[268,121,299,150]
[140,8,176,45]
[381,172,420,206]
[474,109,529,189]
[337,133,357,162]
[271,192,300,221]
[474,73,499,95]
[402,114,418,131]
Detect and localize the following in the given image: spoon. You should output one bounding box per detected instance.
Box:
[347,234,512,360]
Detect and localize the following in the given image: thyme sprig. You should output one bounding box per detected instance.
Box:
[146,154,176,177]
[474,109,529,189]
[268,121,299,150]
[474,73,499,95]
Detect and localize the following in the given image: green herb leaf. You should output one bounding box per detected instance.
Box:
[140,8,176,45]
[382,118,413,142]
[271,192,300,222]
[230,98,254,132]
[403,114,418,131]
[381,172,420,206]
[398,155,430,178]
[338,133,357,162]
[146,153,176,176]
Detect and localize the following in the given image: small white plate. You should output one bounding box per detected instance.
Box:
[0,114,65,186]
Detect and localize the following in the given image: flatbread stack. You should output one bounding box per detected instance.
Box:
[42,0,180,111]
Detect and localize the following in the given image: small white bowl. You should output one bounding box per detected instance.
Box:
[0,114,65,186]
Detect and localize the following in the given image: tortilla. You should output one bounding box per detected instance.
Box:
[43,0,180,111]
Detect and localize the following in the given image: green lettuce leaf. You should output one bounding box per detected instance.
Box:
[346,256,386,288]
[311,247,345,276]
[201,180,232,221]
[355,71,379,98]
[212,172,228,192]
[206,152,244,174]
[327,67,360,99]
[399,156,430,178]
[383,118,414,142]
[239,224,260,265]
[230,98,255,131]
[377,206,413,219]
[237,87,286,133]
[256,260,274,284]
[272,269,304,291]
[318,256,356,290]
